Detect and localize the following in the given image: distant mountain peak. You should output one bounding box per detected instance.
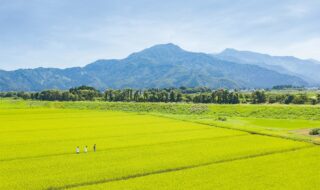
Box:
[220,48,270,57]
[127,43,186,60]
[140,43,185,54]
[151,43,182,49]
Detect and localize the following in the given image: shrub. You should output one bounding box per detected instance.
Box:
[217,116,227,121]
[309,128,320,135]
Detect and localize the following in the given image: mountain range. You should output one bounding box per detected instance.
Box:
[0,43,318,91]
[213,48,320,85]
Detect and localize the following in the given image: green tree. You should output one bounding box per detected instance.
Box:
[283,94,294,104]
[176,92,183,102]
[292,94,308,104]
[252,91,266,104]
[169,91,176,102]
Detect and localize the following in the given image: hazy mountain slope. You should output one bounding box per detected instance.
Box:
[0,44,307,91]
[214,48,320,85]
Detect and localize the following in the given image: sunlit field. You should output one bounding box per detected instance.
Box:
[1,100,319,189]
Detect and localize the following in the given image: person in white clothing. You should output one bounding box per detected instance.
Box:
[76,146,80,154]
[84,146,88,153]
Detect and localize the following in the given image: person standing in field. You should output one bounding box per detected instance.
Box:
[84,146,88,153]
[76,146,80,154]
[93,144,96,152]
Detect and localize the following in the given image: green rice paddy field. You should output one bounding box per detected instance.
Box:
[0,100,319,189]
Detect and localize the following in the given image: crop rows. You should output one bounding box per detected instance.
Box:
[77,147,320,190]
[0,107,315,189]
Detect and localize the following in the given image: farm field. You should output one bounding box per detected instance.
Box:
[76,147,320,190]
[163,114,320,144]
[0,100,320,189]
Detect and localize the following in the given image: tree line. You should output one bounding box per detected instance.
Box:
[0,86,102,101]
[1,86,320,105]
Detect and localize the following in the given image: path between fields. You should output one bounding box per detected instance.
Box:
[46,145,313,190]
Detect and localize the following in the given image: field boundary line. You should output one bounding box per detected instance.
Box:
[46,145,313,190]
[0,133,248,162]
[150,113,320,145]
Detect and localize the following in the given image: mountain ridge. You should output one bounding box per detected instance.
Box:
[214,48,320,85]
[0,44,310,91]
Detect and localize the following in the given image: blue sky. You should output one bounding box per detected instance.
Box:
[0,0,319,70]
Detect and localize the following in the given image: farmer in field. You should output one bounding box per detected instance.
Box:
[84,146,88,153]
[93,144,96,152]
[76,146,80,154]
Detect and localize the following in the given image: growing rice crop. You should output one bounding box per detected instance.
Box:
[0,100,319,189]
[77,147,320,190]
